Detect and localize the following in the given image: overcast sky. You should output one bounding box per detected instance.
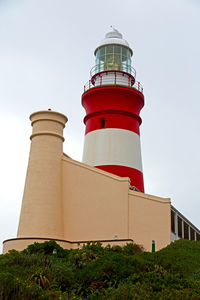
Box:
[0,0,200,252]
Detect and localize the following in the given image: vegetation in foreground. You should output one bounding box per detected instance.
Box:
[1,239,200,299]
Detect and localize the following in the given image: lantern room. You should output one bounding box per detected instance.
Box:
[94,29,133,74]
[87,28,140,90]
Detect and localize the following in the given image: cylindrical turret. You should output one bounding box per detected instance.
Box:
[82,29,145,192]
[17,110,68,239]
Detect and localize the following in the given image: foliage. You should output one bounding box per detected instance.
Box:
[1,239,200,299]
[29,271,50,289]
[23,240,68,258]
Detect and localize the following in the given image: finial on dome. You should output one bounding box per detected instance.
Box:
[110,25,120,34]
[105,27,123,39]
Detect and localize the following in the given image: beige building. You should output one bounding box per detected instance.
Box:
[3,110,200,253]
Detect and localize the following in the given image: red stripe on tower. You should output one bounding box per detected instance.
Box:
[82,28,145,192]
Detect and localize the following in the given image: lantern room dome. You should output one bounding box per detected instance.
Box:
[94,28,133,56]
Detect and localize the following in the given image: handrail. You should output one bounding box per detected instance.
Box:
[83,75,143,94]
[90,63,136,78]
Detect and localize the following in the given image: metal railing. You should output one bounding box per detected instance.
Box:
[83,74,143,94]
[90,63,136,78]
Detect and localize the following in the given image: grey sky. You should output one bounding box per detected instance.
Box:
[0,0,200,252]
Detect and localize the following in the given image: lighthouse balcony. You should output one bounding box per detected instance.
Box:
[84,63,143,94]
[84,71,143,94]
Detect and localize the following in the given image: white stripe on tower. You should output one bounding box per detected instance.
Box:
[82,128,143,173]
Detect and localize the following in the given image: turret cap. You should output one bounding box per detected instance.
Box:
[94,27,133,56]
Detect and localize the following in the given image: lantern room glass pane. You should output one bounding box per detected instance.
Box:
[95,45,132,73]
[106,45,113,54]
[96,51,100,60]
[105,54,121,70]
[114,45,121,54]
[122,47,128,57]
[104,54,114,70]
[122,55,127,63]
[99,56,105,63]
[100,48,105,55]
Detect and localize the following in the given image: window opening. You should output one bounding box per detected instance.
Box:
[184,222,189,239]
[178,216,182,238]
[100,118,105,128]
[196,233,200,241]
[190,228,195,240]
[171,210,175,233]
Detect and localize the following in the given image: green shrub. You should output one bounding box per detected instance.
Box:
[51,260,76,291]
[122,243,143,255]
[23,240,68,258]
[29,271,50,289]
[0,272,47,300]
[1,239,200,299]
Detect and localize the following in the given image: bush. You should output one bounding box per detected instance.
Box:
[23,240,68,258]
[1,239,200,299]
[122,243,144,255]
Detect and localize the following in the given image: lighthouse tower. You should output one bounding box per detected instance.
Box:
[82,29,145,192]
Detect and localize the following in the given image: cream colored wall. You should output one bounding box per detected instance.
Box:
[128,191,171,251]
[17,111,67,240]
[3,110,171,253]
[3,239,71,253]
[62,155,130,241]
[61,155,171,251]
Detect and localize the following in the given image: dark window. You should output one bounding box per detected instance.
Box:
[196,233,200,241]
[171,210,175,233]
[190,228,195,240]
[100,118,105,128]
[184,222,189,240]
[178,216,182,238]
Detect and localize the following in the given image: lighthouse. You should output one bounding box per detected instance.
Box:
[82,28,145,192]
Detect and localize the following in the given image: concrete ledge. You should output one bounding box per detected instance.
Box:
[3,237,134,254]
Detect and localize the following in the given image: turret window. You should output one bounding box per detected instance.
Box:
[100,118,105,128]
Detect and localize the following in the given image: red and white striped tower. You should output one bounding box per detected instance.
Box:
[82,29,145,192]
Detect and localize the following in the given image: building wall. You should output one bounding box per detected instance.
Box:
[129,192,171,251]
[3,154,171,253]
[62,154,130,241]
[2,110,171,253]
[62,155,171,251]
